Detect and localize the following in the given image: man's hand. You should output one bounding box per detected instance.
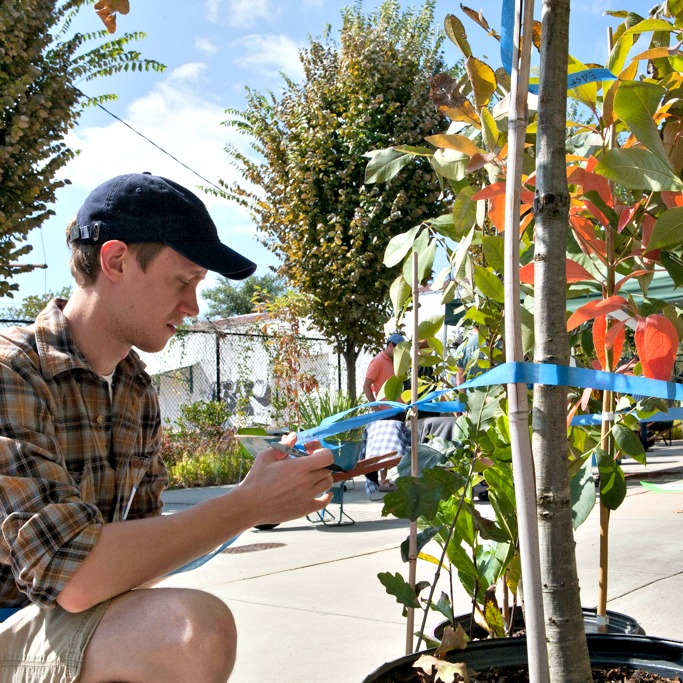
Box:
[239,433,334,525]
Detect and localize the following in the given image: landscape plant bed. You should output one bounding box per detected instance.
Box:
[363,636,683,683]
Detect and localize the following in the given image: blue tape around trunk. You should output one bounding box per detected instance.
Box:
[169,362,682,574]
[500,0,617,94]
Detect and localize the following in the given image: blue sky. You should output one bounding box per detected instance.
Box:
[10,0,646,312]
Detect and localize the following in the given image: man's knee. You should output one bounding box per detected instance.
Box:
[81,588,237,683]
[162,590,237,680]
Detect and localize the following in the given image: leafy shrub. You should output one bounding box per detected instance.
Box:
[297,390,367,441]
[161,400,249,488]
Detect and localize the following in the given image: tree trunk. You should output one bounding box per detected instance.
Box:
[342,344,359,400]
[533,0,593,681]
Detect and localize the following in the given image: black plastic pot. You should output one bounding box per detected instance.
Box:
[431,606,644,642]
[363,634,683,683]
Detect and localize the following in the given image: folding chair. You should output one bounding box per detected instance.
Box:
[307,443,402,526]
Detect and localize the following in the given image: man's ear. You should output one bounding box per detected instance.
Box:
[99,240,129,283]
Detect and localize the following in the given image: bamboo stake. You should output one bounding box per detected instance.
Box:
[503,0,549,680]
[597,26,618,633]
[406,251,420,654]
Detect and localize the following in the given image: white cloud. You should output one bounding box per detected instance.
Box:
[168,62,207,82]
[206,0,279,28]
[232,34,303,81]
[194,38,219,56]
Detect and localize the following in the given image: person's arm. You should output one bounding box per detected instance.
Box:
[363,377,377,405]
[57,436,333,613]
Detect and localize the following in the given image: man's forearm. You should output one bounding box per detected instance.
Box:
[57,447,334,612]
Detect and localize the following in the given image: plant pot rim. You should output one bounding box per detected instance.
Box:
[431,606,645,641]
[363,634,683,683]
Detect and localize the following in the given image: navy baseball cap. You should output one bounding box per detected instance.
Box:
[70,173,257,280]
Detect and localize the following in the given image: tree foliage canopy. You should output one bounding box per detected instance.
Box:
[202,273,286,318]
[219,0,453,392]
[0,0,163,299]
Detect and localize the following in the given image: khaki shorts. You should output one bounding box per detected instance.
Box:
[0,601,110,683]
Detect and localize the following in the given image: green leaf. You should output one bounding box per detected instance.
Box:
[382,374,405,401]
[649,207,683,250]
[364,148,414,184]
[390,274,412,313]
[595,148,683,191]
[382,468,465,521]
[393,342,412,378]
[473,267,505,303]
[613,423,646,464]
[384,225,422,267]
[400,525,443,563]
[614,81,667,160]
[377,571,419,608]
[660,251,683,287]
[451,185,478,239]
[595,448,627,510]
[482,234,505,274]
[570,456,596,529]
[444,14,471,57]
[417,315,444,340]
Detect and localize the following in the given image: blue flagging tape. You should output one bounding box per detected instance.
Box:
[500,0,617,94]
[297,362,683,445]
[571,407,683,426]
[0,607,20,622]
[169,362,681,574]
[167,536,239,575]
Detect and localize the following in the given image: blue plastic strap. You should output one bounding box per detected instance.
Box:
[168,362,681,575]
[166,535,239,575]
[0,607,20,622]
[500,0,616,94]
[572,407,683,426]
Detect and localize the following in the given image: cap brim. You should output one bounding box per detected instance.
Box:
[169,240,257,280]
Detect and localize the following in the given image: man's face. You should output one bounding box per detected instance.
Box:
[386,342,396,359]
[113,245,207,353]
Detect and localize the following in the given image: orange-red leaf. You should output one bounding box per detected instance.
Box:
[519,262,535,284]
[567,295,627,331]
[593,314,607,370]
[635,314,679,380]
[605,319,626,365]
[519,259,595,285]
[472,182,506,201]
[592,315,625,371]
[661,191,683,208]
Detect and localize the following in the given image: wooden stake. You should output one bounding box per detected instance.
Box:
[406,251,419,654]
[503,0,549,680]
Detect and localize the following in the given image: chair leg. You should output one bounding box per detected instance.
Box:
[319,481,355,526]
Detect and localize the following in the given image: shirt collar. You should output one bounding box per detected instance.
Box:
[35,299,149,382]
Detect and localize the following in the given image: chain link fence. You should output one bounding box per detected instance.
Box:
[139,323,345,427]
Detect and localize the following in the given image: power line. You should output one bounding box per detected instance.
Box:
[76,89,227,196]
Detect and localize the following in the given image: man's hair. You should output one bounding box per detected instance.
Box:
[66,217,166,287]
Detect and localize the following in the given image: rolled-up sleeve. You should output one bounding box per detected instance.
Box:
[0,364,104,607]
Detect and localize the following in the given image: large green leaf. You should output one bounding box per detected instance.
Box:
[614,81,667,160]
[482,234,505,274]
[595,148,683,191]
[382,468,465,521]
[570,456,596,529]
[400,525,443,563]
[384,225,422,267]
[451,185,478,238]
[417,315,444,339]
[377,571,419,608]
[649,207,683,250]
[390,274,412,313]
[613,423,646,464]
[365,148,415,184]
[595,448,627,510]
[474,267,505,303]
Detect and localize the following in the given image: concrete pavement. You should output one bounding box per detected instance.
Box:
[158,439,683,682]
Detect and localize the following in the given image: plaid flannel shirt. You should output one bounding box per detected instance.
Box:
[0,300,167,608]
